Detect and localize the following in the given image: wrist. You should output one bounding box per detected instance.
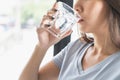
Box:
[36,43,49,52]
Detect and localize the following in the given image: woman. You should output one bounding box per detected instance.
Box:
[19,0,120,80]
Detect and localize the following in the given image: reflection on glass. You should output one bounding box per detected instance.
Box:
[44,1,80,38]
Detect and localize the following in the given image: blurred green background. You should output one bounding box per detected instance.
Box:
[0,0,56,80]
[21,0,55,26]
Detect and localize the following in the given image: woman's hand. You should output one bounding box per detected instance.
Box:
[36,4,72,49]
[36,24,72,50]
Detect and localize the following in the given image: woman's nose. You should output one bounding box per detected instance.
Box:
[74,2,83,13]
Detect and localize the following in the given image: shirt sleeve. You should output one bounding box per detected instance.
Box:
[52,39,86,70]
[53,39,80,69]
[52,40,78,70]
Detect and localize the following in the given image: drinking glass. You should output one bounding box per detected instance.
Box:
[43,1,80,38]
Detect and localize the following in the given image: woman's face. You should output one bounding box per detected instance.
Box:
[74,0,109,33]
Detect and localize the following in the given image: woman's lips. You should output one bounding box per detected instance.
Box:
[78,18,84,23]
[75,13,84,23]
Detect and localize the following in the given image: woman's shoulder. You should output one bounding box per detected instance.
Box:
[66,38,94,56]
[67,38,88,50]
[63,38,89,55]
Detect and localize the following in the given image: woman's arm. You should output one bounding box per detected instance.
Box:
[19,3,72,80]
[38,60,60,80]
[19,44,59,80]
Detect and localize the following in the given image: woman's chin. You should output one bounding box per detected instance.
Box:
[79,27,89,33]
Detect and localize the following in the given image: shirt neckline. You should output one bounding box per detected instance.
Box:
[77,42,120,74]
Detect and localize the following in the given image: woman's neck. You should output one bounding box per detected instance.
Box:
[92,33,120,56]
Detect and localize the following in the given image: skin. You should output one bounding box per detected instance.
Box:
[19,0,120,80]
[74,0,120,70]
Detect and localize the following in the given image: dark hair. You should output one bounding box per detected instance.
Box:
[81,0,120,48]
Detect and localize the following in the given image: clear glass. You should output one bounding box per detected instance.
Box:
[44,1,80,38]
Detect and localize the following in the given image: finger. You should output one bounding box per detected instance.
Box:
[48,15,55,20]
[36,26,45,34]
[51,2,57,11]
[47,2,57,14]
[37,16,49,28]
[42,15,50,21]
[42,14,57,27]
[40,15,53,24]
[38,15,47,28]
[47,9,58,20]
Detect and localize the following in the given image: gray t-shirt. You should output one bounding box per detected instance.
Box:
[52,39,120,80]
